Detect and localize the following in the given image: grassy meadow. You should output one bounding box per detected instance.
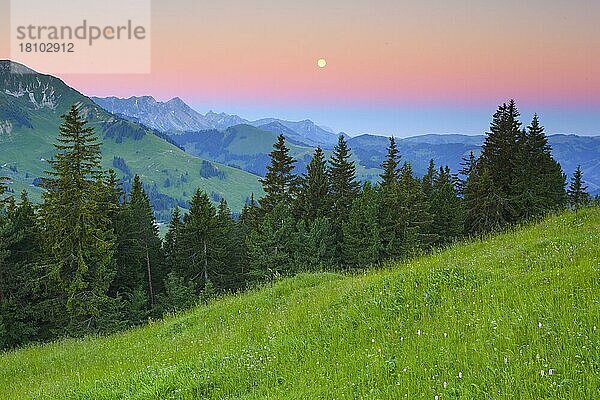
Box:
[1,207,598,399]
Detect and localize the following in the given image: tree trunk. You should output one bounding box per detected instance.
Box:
[145,244,155,306]
[203,240,208,282]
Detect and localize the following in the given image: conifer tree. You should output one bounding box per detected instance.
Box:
[247,202,299,280]
[328,135,360,266]
[511,115,566,219]
[179,190,222,291]
[113,175,164,307]
[380,137,401,189]
[343,183,382,268]
[163,206,182,273]
[0,192,42,348]
[297,147,330,221]
[430,166,464,245]
[328,135,360,219]
[422,159,436,198]
[479,100,522,195]
[259,135,298,212]
[464,168,506,234]
[216,198,243,291]
[239,193,260,232]
[378,137,404,259]
[567,165,590,209]
[398,163,435,253]
[458,151,477,196]
[39,104,116,335]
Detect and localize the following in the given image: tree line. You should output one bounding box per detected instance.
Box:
[0,101,594,349]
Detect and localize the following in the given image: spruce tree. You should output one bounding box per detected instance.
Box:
[259,135,298,213]
[422,159,436,198]
[39,104,116,335]
[398,163,435,254]
[430,166,464,245]
[567,165,590,210]
[464,168,505,234]
[297,147,330,221]
[328,135,360,219]
[0,192,42,348]
[216,198,243,291]
[179,190,223,291]
[343,183,382,268]
[476,100,521,225]
[458,151,477,196]
[163,206,182,274]
[519,115,566,216]
[380,137,401,189]
[328,135,360,266]
[378,137,404,260]
[113,175,164,307]
[247,202,299,280]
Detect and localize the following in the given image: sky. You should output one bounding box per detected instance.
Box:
[1,0,599,136]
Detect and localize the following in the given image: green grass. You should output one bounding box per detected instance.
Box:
[1,208,599,399]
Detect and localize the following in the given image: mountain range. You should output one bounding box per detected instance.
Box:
[93,96,600,195]
[92,96,342,148]
[0,60,264,221]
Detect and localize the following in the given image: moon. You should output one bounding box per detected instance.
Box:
[317,58,327,68]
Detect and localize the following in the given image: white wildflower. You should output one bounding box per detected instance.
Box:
[443,381,447,389]
[538,322,543,328]
[458,371,462,379]
[548,369,553,376]
[540,370,545,377]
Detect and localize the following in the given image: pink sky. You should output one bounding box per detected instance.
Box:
[1,0,599,135]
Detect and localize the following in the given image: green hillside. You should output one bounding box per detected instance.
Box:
[173,124,382,180]
[0,61,263,217]
[1,207,598,399]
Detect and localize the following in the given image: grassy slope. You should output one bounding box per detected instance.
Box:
[1,208,599,399]
[183,124,381,180]
[0,61,263,212]
[1,119,263,211]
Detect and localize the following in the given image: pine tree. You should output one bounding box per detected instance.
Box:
[458,151,477,196]
[430,166,464,245]
[328,135,360,219]
[378,137,404,259]
[511,115,566,219]
[464,168,506,234]
[567,165,590,210]
[112,175,164,307]
[247,203,299,280]
[39,104,116,335]
[163,206,182,273]
[179,190,223,291]
[479,100,522,194]
[398,163,435,254]
[380,137,401,189]
[216,198,244,291]
[259,135,298,213]
[0,192,42,348]
[422,159,436,198]
[343,183,382,268]
[476,100,522,225]
[239,193,260,232]
[297,147,330,221]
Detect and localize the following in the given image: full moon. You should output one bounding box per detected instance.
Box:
[317,58,327,68]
